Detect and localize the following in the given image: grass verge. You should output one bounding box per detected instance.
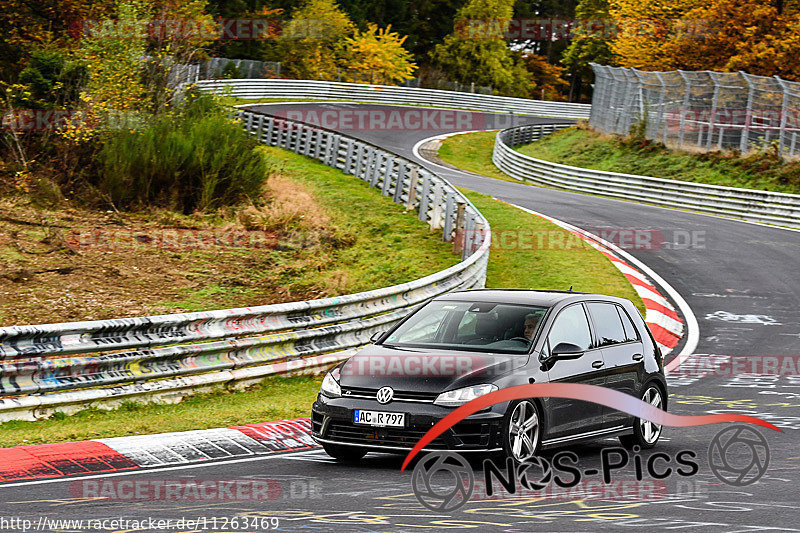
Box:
[436,131,515,182]
[462,189,644,315]
[0,376,320,448]
[515,125,800,195]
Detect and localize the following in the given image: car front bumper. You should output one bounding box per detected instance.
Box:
[311,394,506,453]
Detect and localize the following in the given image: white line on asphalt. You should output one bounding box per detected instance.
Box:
[0,448,323,489]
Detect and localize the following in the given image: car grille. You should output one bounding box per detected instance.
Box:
[322,419,493,450]
[340,386,438,403]
[326,420,449,449]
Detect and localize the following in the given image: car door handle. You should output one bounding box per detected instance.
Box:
[632,353,644,361]
[592,360,604,369]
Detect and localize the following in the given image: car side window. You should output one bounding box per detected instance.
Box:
[546,304,592,352]
[617,306,640,342]
[587,302,627,347]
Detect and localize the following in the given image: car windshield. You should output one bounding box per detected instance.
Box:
[383,300,548,354]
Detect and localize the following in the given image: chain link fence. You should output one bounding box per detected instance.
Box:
[590,63,800,158]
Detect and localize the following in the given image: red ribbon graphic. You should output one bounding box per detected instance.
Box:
[401,383,781,471]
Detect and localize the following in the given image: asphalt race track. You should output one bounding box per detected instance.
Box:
[1,103,799,532]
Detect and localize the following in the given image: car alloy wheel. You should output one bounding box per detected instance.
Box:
[620,384,664,449]
[505,400,541,462]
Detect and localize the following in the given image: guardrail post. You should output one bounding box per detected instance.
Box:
[303,128,314,157]
[370,153,383,187]
[472,221,485,255]
[393,162,407,203]
[453,201,466,253]
[313,130,323,160]
[362,147,375,182]
[329,135,342,168]
[443,192,455,241]
[462,213,476,260]
[355,145,367,179]
[406,167,419,210]
[344,141,355,174]
[419,172,431,222]
[382,157,395,196]
[291,123,302,153]
[256,115,265,143]
[265,116,275,145]
[430,182,443,230]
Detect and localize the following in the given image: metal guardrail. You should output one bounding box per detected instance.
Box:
[493,123,800,229]
[194,79,591,119]
[0,109,491,421]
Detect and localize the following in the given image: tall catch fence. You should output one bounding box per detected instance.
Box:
[590,64,800,158]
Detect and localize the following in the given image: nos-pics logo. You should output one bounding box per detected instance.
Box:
[411,425,770,512]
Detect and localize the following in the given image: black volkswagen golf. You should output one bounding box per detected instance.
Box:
[311,289,668,462]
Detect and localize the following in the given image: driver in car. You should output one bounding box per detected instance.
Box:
[523,313,541,341]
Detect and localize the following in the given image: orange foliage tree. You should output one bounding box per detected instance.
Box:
[338,24,417,84]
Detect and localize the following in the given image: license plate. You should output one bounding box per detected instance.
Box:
[353,410,405,427]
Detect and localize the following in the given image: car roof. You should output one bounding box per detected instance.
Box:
[436,288,629,307]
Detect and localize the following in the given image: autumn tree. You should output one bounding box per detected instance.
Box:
[431,0,533,97]
[75,0,149,123]
[521,54,569,101]
[338,24,417,84]
[562,0,616,101]
[279,0,355,80]
[658,0,800,80]
[0,0,115,80]
[608,0,702,70]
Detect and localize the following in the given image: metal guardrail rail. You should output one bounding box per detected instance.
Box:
[493,123,800,229]
[0,109,491,421]
[194,79,591,119]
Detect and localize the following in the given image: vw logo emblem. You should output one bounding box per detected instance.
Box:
[376,386,394,404]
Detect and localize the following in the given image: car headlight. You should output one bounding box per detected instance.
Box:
[320,367,341,398]
[434,384,498,407]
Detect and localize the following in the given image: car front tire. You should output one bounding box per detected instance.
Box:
[322,442,368,461]
[502,400,542,463]
[620,383,664,449]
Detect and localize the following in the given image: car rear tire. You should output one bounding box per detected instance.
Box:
[322,442,368,461]
[619,384,664,449]
[502,400,542,463]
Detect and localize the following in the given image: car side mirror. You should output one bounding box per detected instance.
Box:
[369,331,385,344]
[551,342,584,359]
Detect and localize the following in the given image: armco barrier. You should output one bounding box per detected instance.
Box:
[194,79,591,119]
[0,108,491,421]
[493,123,800,229]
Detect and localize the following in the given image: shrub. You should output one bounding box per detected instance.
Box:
[97,92,271,213]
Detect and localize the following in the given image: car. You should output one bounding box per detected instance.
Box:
[311,289,668,463]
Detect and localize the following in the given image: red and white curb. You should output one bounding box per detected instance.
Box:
[503,203,687,358]
[0,418,314,483]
